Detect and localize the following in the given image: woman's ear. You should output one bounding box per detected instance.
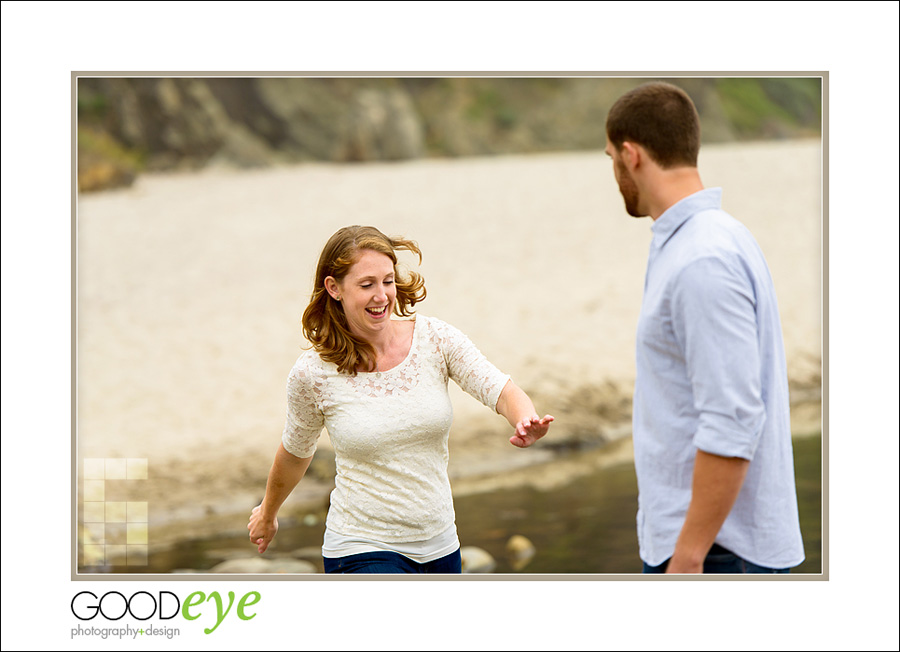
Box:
[324,276,341,301]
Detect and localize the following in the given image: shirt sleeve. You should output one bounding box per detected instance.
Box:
[671,255,766,460]
[431,318,510,412]
[281,358,325,458]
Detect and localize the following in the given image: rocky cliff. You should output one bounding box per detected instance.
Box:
[77,76,822,191]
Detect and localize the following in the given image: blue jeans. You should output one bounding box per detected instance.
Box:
[323,549,462,574]
[643,544,791,574]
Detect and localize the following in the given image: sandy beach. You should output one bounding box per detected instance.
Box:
[76,139,822,546]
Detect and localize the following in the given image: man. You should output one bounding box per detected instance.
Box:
[605,82,805,573]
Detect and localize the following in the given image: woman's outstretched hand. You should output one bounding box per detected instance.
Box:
[248,504,278,554]
[509,414,555,448]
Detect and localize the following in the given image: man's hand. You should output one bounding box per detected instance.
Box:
[666,450,750,574]
[664,553,704,574]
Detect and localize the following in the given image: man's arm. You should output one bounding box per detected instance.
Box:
[668,255,764,572]
[666,450,750,573]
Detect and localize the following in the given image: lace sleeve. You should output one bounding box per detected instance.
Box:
[281,356,325,458]
[431,318,510,412]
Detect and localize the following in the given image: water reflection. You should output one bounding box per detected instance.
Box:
[456,434,821,574]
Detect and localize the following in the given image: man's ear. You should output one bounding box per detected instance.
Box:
[620,141,641,171]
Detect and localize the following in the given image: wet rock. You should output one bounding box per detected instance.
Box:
[506,535,536,571]
[460,546,496,573]
[266,559,318,574]
[204,548,259,562]
[209,557,274,573]
[209,556,319,573]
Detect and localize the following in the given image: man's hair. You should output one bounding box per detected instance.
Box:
[606,82,700,168]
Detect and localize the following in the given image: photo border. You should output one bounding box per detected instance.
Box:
[71,70,828,582]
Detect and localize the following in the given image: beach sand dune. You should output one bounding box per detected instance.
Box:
[77,140,822,538]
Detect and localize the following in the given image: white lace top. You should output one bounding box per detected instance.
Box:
[282,315,510,544]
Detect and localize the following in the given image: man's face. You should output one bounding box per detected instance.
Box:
[605,141,642,217]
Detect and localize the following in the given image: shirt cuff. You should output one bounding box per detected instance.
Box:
[282,430,319,458]
[692,417,764,461]
[488,374,512,413]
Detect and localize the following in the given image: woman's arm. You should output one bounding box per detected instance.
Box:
[432,318,554,448]
[495,380,554,448]
[248,443,314,553]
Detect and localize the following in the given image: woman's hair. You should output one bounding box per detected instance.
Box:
[606,81,701,168]
[302,225,427,375]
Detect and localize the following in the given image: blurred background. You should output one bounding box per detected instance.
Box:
[77,77,822,191]
[75,75,822,575]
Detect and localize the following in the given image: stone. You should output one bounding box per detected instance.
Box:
[460,546,496,573]
[506,534,536,571]
[254,77,346,160]
[266,558,318,573]
[204,548,261,562]
[208,557,274,573]
[207,122,279,169]
[208,555,319,573]
[344,88,424,161]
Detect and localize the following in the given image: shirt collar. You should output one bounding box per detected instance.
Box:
[650,187,723,248]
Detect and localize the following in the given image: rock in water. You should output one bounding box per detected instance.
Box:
[209,557,319,573]
[266,559,318,573]
[506,535,536,571]
[460,546,496,573]
[209,557,274,573]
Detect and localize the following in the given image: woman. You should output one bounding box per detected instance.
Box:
[248,225,553,574]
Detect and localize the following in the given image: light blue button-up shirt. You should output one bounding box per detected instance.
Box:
[633,188,805,568]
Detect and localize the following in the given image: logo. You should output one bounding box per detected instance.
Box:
[70,590,261,636]
[71,591,180,621]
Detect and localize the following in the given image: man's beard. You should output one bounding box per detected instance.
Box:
[616,160,643,217]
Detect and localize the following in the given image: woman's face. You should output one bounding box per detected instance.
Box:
[326,249,396,341]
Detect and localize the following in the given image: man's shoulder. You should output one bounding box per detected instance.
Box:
[685,206,746,235]
[663,211,763,290]
[676,208,755,260]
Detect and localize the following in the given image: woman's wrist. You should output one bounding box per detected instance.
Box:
[257,499,280,522]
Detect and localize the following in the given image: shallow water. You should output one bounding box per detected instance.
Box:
[139,434,822,575]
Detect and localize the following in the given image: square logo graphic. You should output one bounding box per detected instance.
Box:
[80,458,148,567]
